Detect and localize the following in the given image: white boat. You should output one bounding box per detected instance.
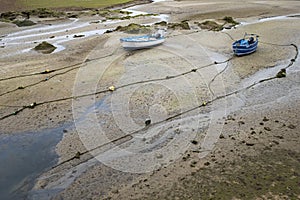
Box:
[120,30,166,50]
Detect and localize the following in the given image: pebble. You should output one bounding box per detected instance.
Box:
[264,127,271,131]
[263,117,269,121]
[191,140,198,145]
[288,124,296,129]
[156,154,163,159]
[246,142,255,146]
[272,140,279,145]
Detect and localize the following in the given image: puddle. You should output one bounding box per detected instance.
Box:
[0,125,68,200]
[239,13,300,26]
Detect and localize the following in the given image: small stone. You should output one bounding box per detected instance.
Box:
[74,151,81,159]
[274,135,284,139]
[227,115,235,121]
[264,127,271,131]
[263,117,269,122]
[111,189,119,194]
[219,134,225,139]
[73,34,85,38]
[204,162,210,166]
[156,154,163,159]
[190,161,197,167]
[288,124,296,129]
[174,128,180,134]
[63,129,68,133]
[246,142,255,146]
[191,140,198,145]
[238,121,245,125]
[272,140,279,145]
[259,122,264,125]
[145,119,151,126]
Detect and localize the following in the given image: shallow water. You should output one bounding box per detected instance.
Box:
[0,125,67,200]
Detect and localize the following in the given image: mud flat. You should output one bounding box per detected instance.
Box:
[0,0,300,199]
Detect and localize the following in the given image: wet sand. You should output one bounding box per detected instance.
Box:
[0,0,300,199]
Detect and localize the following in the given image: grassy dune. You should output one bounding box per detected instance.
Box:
[17,0,133,10]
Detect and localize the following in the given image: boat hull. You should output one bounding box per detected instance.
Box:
[232,39,258,56]
[121,38,165,50]
[120,33,165,50]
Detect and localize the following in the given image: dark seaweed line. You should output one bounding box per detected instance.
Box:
[50,44,298,170]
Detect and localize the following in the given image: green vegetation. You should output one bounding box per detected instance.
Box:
[223,16,239,25]
[168,21,190,30]
[27,8,64,18]
[197,20,223,31]
[33,41,56,54]
[0,8,64,22]
[13,19,36,27]
[17,0,133,10]
[155,21,167,26]
[196,16,239,31]
[116,23,151,34]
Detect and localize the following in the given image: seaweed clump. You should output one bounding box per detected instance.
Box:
[223,16,239,25]
[115,23,151,34]
[168,21,190,30]
[196,16,239,31]
[33,41,56,54]
[197,20,223,31]
[13,19,36,27]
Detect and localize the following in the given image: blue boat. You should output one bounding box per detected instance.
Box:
[232,33,259,56]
